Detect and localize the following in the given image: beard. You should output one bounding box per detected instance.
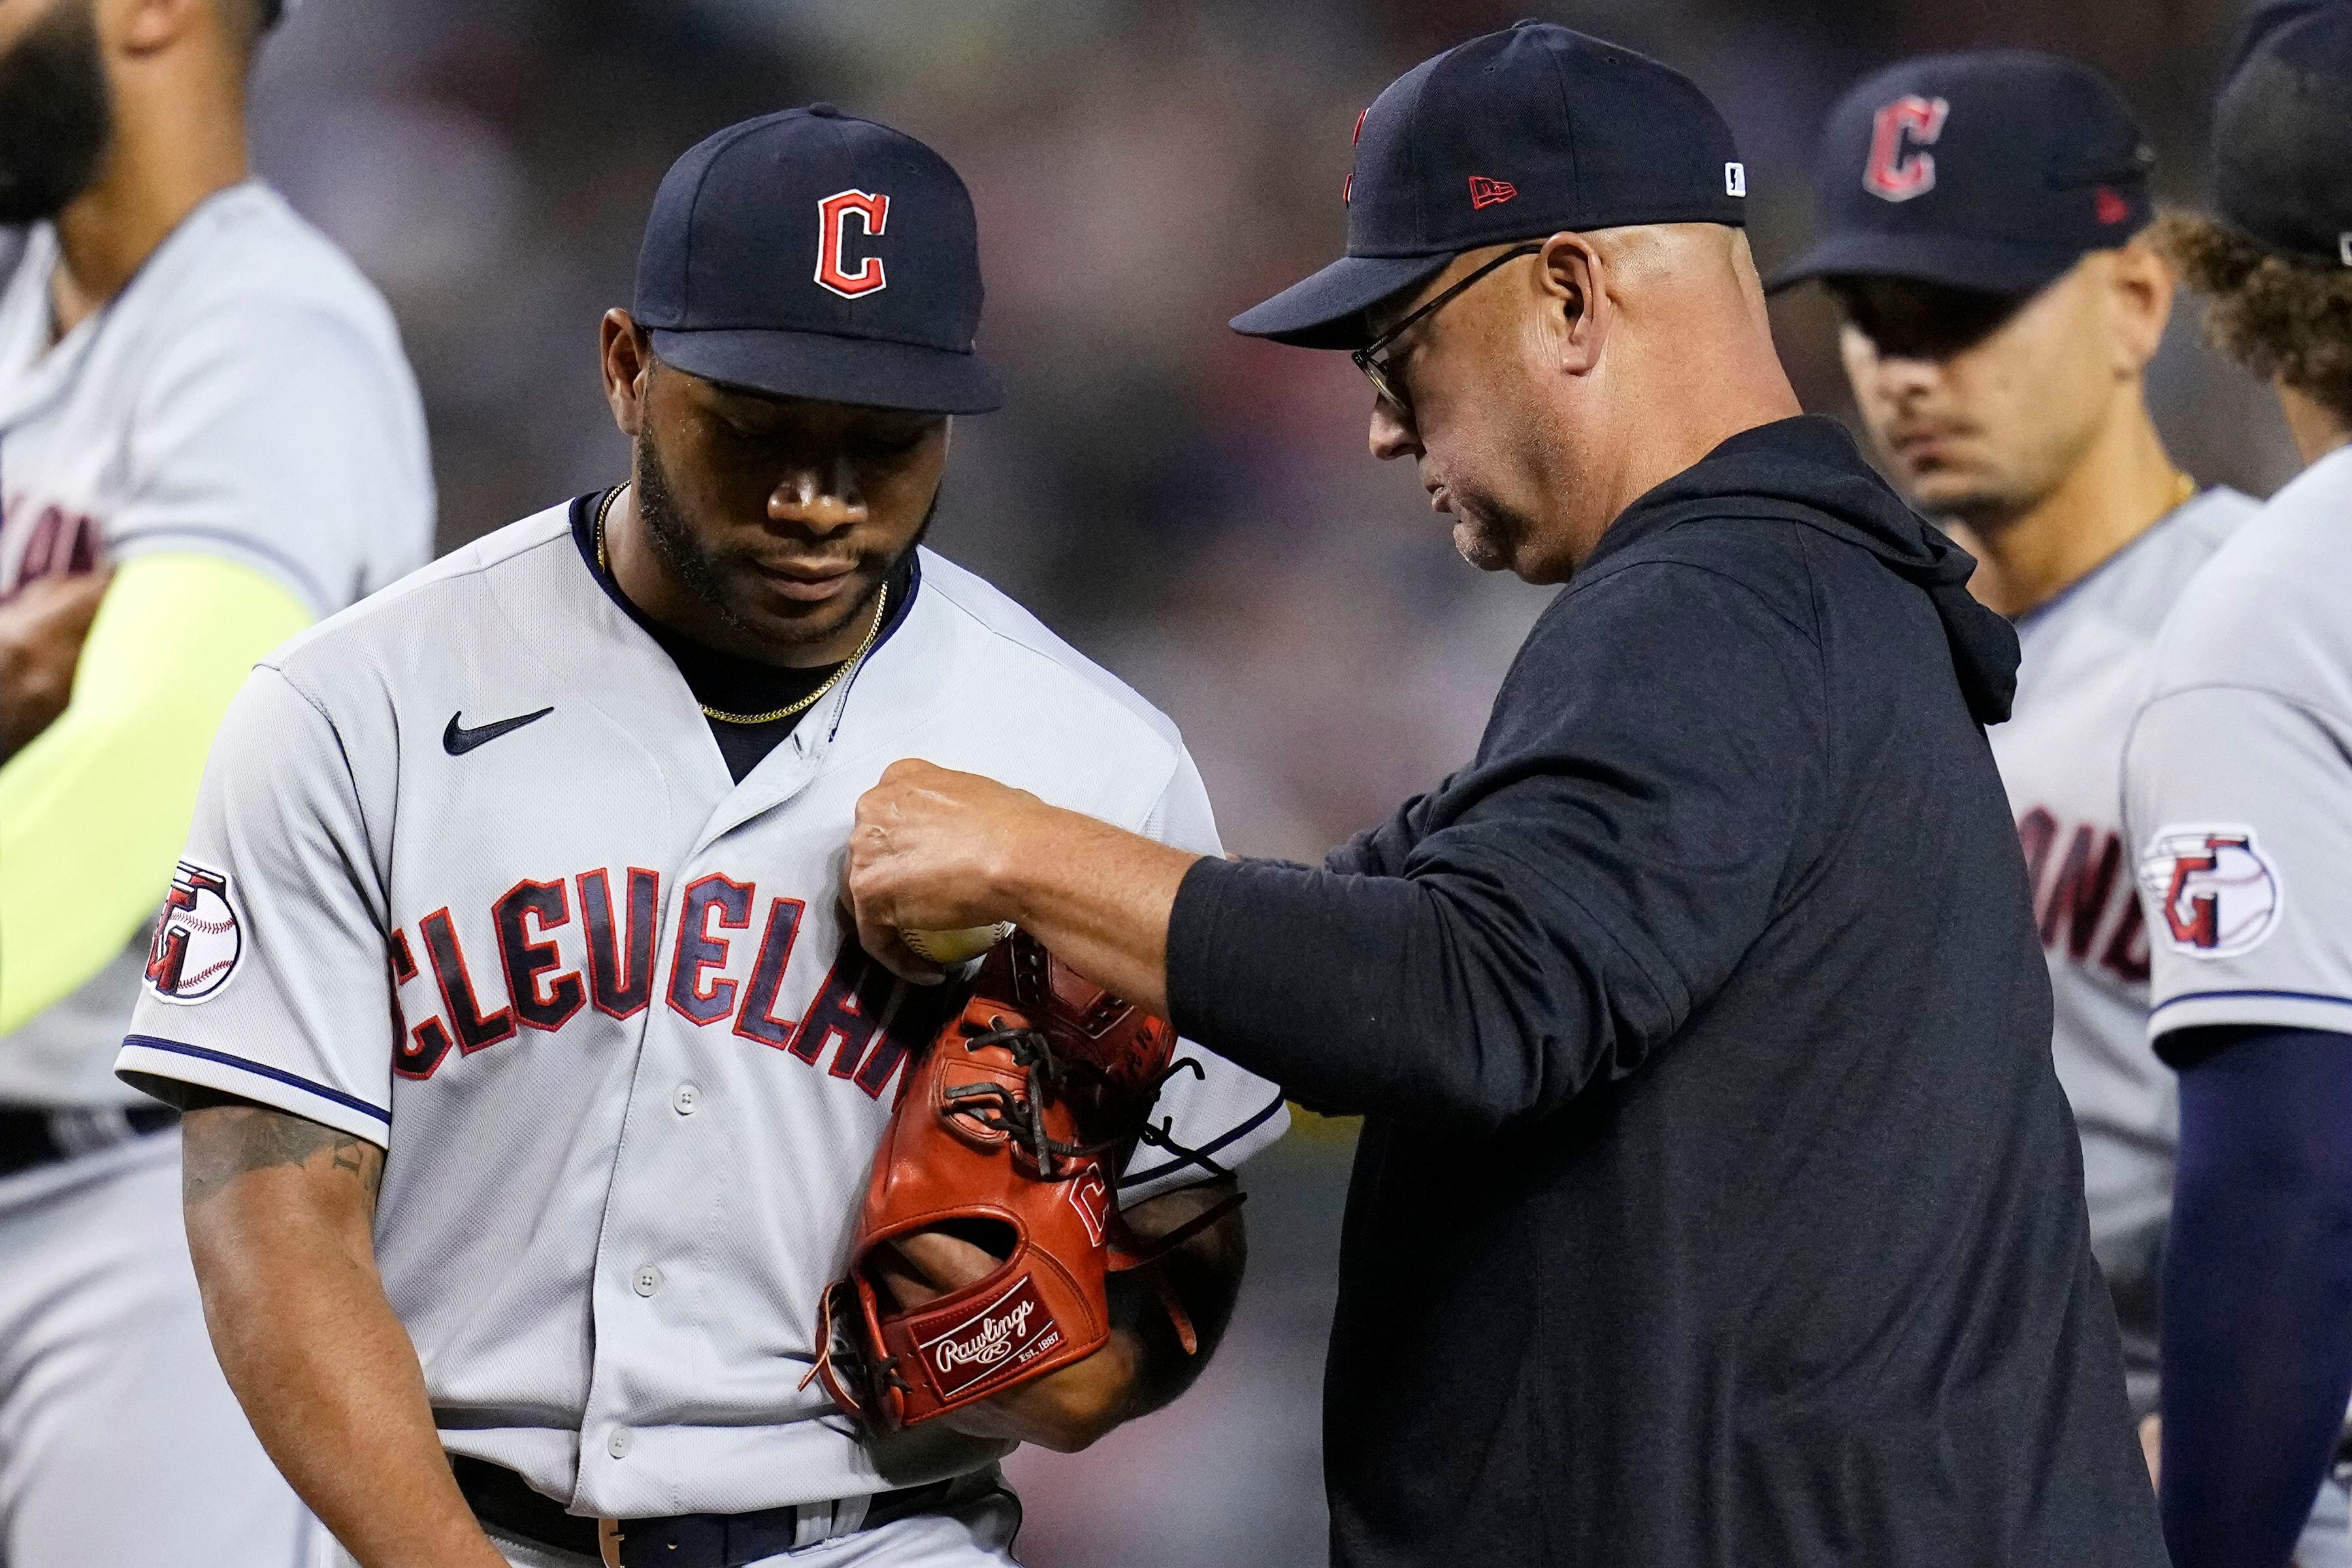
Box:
[0,0,111,227]
[633,423,936,657]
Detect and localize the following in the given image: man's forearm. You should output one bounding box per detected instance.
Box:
[991,805,1195,1015]
[183,1103,508,1568]
[849,762,1592,1124]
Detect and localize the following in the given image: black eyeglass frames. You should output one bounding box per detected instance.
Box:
[1350,244,1543,414]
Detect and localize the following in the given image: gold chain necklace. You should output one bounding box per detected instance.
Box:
[593,485,888,727]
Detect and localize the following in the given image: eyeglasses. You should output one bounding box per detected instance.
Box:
[1352,244,1542,414]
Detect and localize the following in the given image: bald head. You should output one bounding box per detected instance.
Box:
[1364,221,1800,582]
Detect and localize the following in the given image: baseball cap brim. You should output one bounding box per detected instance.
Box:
[648,327,1004,414]
[1766,231,2092,297]
[1230,251,1457,350]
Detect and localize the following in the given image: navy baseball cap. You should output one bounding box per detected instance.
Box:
[1230,21,1749,350]
[2221,0,2339,82]
[2212,3,2352,269]
[632,106,1002,414]
[1771,52,2155,296]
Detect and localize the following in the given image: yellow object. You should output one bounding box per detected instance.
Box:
[900,923,1014,965]
[0,553,312,1033]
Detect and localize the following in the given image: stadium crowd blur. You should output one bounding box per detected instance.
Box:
[246,1,2298,1561]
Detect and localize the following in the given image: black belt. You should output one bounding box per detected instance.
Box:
[0,1104,178,1181]
[453,1456,960,1568]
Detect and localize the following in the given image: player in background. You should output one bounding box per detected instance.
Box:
[113,107,1284,1568]
[0,0,433,1560]
[2121,8,2352,1566]
[1773,49,2251,1463]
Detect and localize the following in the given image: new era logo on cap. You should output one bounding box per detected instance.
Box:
[1468,176,1518,210]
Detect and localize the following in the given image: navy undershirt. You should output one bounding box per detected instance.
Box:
[566,490,915,781]
[2158,1023,2352,1568]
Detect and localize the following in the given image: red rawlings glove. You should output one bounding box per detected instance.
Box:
[811,930,1236,1431]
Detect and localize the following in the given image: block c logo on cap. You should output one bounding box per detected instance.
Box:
[815,189,889,299]
[1863,95,1949,203]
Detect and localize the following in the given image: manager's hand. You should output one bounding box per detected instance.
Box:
[846,757,1200,1011]
[846,759,1044,983]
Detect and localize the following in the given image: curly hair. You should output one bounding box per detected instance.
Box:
[2156,212,2352,424]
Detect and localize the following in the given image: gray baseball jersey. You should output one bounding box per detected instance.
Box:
[0,180,433,1106]
[2125,446,2352,1038]
[116,502,1290,1518]
[1991,489,2251,1268]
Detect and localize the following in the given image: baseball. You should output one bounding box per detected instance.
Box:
[900,922,1015,964]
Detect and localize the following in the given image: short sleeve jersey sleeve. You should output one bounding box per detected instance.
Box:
[1117,747,1289,1202]
[2125,682,2352,1044]
[116,664,397,1143]
[108,298,433,616]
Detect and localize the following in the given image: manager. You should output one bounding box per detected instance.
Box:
[846,23,2163,1567]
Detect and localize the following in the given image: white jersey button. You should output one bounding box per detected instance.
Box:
[608,1426,633,1459]
[672,1083,700,1116]
[633,1266,662,1298]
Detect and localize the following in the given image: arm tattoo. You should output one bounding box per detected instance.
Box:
[182,1094,384,1207]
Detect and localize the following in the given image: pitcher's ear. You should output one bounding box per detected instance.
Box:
[600,310,652,436]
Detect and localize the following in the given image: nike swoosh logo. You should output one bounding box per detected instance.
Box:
[443,707,554,756]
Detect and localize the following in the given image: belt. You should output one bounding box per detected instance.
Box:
[453,1456,961,1568]
[0,1104,178,1181]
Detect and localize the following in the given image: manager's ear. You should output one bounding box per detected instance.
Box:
[1537,231,1610,377]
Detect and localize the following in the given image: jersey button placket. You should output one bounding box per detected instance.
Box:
[607,1426,633,1459]
[633,1266,662,1298]
[672,1082,700,1116]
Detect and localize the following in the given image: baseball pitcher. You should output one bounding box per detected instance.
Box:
[115,106,1286,1568]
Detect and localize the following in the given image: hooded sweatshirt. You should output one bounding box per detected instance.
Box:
[1168,417,2164,1568]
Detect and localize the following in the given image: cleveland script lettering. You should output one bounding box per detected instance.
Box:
[384,866,947,1098]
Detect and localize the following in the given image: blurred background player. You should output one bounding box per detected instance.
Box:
[0,0,431,1559]
[2121,7,2352,1566]
[1774,48,2251,1460]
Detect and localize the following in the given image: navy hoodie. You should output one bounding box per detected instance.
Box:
[1168,417,2164,1567]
